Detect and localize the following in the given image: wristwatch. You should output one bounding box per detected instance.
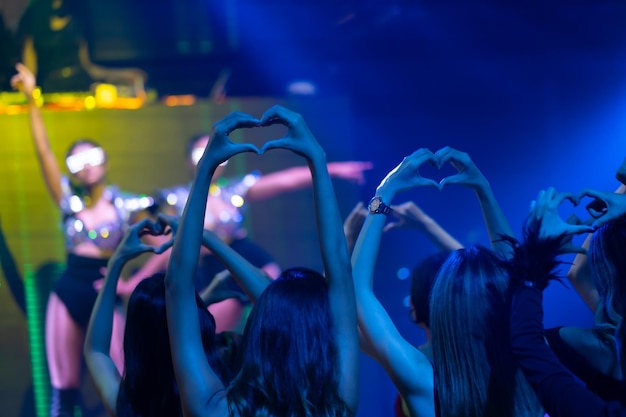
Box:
[368,196,392,215]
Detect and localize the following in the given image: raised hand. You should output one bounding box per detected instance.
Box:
[114,218,173,262]
[436,146,487,190]
[259,105,324,159]
[579,188,626,228]
[529,188,593,247]
[384,201,430,232]
[376,148,440,198]
[201,112,261,168]
[10,63,37,100]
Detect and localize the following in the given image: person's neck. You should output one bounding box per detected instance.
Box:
[84,181,106,206]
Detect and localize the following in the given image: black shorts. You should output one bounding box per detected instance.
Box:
[52,254,109,329]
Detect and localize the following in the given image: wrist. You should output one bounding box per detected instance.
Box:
[374,185,396,204]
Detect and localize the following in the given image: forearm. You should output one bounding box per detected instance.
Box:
[85,259,125,355]
[511,287,615,417]
[567,233,599,311]
[474,183,514,258]
[310,154,351,280]
[419,216,463,252]
[28,103,63,204]
[201,231,270,301]
[165,153,225,413]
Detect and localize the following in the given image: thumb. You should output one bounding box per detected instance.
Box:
[260,138,288,154]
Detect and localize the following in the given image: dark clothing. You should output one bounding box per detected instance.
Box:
[52,254,108,329]
[17,0,92,91]
[195,237,275,304]
[545,327,626,404]
[511,285,626,417]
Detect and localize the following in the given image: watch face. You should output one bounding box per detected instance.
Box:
[370,198,381,211]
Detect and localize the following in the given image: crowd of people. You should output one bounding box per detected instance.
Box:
[2,60,626,417]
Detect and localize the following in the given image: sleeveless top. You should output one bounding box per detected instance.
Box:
[60,176,154,251]
[155,172,260,242]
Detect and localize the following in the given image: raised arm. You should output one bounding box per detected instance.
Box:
[508,188,622,417]
[351,149,439,417]
[158,213,271,302]
[259,105,360,412]
[567,184,626,312]
[84,218,171,417]
[165,112,259,417]
[436,147,514,258]
[245,161,372,201]
[11,63,63,205]
[385,201,463,252]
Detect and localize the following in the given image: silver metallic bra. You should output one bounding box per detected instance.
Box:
[156,172,260,241]
[60,176,154,251]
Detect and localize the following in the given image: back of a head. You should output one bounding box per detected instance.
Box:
[228,267,349,417]
[410,252,451,328]
[430,246,542,417]
[589,215,626,373]
[118,274,219,417]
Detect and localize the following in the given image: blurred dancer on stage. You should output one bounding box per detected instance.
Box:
[11,63,155,417]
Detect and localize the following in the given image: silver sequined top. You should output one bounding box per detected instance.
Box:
[60,176,154,251]
[155,172,260,241]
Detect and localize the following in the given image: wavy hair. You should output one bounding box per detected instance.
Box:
[227,267,350,417]
[430,246,543,417]
[589,215,626,377]
[116,273,225,417]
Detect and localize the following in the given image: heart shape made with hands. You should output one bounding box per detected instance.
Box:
[136,218,174,254]
[399,148,481,190]
[213,106,314,159]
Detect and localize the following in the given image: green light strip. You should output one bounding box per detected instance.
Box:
[9,110,52,417]
[24,264,50,417]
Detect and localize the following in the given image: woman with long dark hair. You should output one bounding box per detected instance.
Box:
[509,187,625,417]
[352,147,542,417]
[84,218,236,417]
[165,106,359,417]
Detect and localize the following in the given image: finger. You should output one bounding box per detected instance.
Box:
[578,188,609,202]
[214,112,260,136]
[383,222,399,232]
[259,105,300,127]
[133,217,157,236]
[545,187,557,201]
[568,224,595,235]
[588,208,608,220]
[554,192,576,207]
[536,190,547,206]
[231,143,261,155]
[154,239,174,254]
[565,213,582,226]
[434,146,452,168]
[420,178,441,190]
[439,174,463,188]
[260,138,290,154]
